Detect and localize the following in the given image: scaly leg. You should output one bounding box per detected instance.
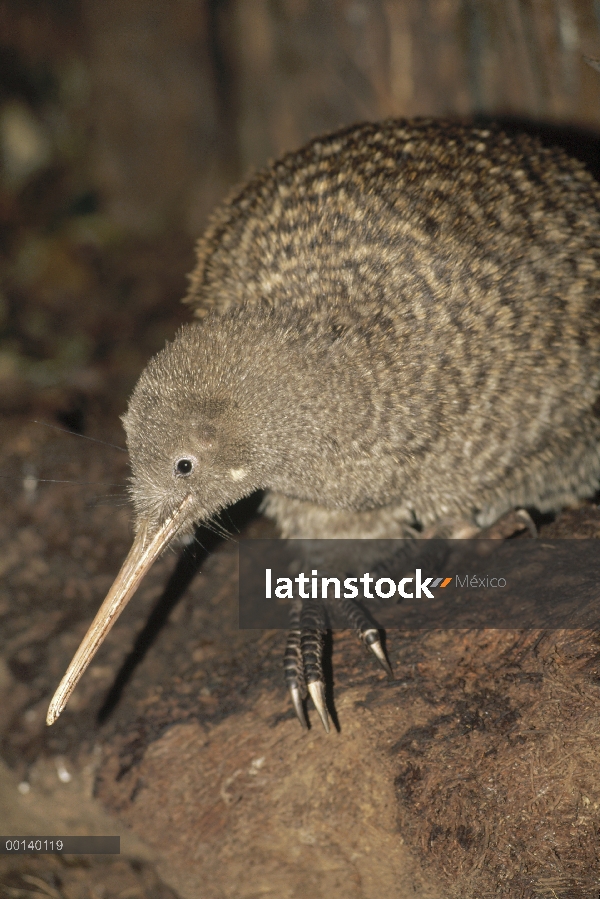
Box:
[283,594,330,732]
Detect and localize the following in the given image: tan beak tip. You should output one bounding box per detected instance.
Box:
[46,703,60,726]
[44,497,194,727]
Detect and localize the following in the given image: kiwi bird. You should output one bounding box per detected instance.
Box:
[47,119,600,732]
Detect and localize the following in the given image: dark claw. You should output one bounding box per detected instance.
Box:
[362,628,393,678]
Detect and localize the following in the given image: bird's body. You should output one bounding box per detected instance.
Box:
[176,118,600,538]
[47,119,600,730]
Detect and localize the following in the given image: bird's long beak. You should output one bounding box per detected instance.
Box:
[46,495,194,726]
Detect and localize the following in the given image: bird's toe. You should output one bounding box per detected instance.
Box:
[362,627,393,678]
[307,678,330,733]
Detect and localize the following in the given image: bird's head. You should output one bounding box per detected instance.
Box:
[46,320,270,726]
[123,325,263,538]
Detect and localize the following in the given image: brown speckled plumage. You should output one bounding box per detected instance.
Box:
[157,118,600,539]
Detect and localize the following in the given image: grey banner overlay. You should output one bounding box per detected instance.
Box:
[1,837,120,854]
[238,539,600,629]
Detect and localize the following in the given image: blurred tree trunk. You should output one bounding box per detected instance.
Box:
[79,0,600,234]
[81,0,224,235]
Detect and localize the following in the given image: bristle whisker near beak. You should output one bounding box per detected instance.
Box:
[203,516,235,542]
[220,506,242,537]
[46,494,195,726]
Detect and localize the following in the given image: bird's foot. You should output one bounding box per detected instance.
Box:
[284,592,392,732]
[477,508,537,539]
[421,518,481,538]
[422,508,537,540]
[284,596,330,732]
[333,592,393,678]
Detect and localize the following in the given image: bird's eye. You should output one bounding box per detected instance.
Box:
[175,458,194,476]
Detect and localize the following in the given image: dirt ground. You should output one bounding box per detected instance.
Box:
[0,404,441,899]
[2,387,600,898]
